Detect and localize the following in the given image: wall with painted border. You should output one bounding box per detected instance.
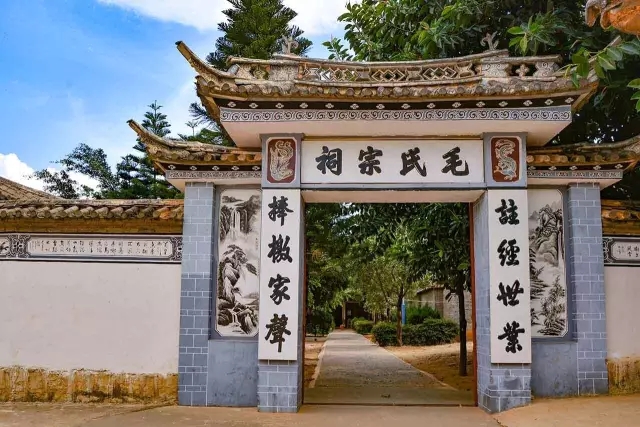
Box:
[0,234,181,403]
[603,235,640,394]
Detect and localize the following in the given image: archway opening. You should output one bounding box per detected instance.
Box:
[301,200,477,406]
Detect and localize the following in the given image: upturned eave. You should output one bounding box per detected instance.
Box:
[127,120,262,172]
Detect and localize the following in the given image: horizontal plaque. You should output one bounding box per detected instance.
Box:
[0,234,182,263]
[604,236,640,266]
[301,139,484,187]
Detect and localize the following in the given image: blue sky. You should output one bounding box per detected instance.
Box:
[0,0,350,189]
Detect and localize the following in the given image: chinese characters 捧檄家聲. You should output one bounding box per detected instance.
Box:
[265,313,292,353]
[268,196,293,226]
[267,234,293,263]
[268,274,291,305]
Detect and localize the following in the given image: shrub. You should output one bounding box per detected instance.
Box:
[352,319,374,335]
[306,309,334,336]
[402,319,458,346]
[406,305,441,325]
[372,322,398,346]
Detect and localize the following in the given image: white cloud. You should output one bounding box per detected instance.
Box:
[285,0,356,36]
[0,153,45,191]
[97,0,225,32]
[0,153,99,196]
[97,0,356,36]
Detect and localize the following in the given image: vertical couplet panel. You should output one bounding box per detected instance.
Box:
[258,189,302,361]
[488,190,532,363]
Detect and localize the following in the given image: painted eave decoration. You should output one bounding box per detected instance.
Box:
[176,40,598,117]
[176,41,601,148]
[177,42,597,105]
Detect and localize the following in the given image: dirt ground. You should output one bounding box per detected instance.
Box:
[303,336,327,388]
[0,403,148,427]
[495,395,640,427]
[386,342,475,392]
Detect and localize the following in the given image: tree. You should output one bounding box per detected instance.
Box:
[326,0,640,199]
[190,0,313,146]
[32,144,120,199]
[406,204,472,376]
[117,101,180,199]
[207,0,311,69]
[356,254,417,346]
[33,101,182,200]
[305,204,351,334]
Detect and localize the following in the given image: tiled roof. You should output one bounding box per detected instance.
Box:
[0,176,58,201]
[176,41,597,117]
[127,120,262,171]
[601,199,640,222]
[0,199,184,221]
[527,135,640,171]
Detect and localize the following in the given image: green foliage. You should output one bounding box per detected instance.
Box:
[34,102,183,199]
[207,0,311,69]
[406,305,441,325]
[306,309,334,337]
[116,101,181,200]
[507,9,568,55]
[355,254,415,317]
[352,319,375,335]
[32,143,120,199]
[373,319,458,346]
[371,322,398,347]
[190,0,313,146]
[329,1,640,194]
[402,319,458,346]
[305,204,351,320]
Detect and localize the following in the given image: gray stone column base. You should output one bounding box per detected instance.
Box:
[257,360,302,413]
[474,192,532,413]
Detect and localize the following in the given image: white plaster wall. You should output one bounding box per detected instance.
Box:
[605,266,640,359]
[0,261,180,374]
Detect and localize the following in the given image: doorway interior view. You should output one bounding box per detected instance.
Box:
[302,201,477,407]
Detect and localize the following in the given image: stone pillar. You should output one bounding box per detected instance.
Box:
[178,182,215,406]
[567,183,608,394]
[474,191,532,413]
[257,189,305,413]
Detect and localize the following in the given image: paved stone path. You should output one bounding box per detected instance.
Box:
[304,330,474,406]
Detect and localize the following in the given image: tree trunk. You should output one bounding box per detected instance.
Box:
[342,302,347,328]
[396,294,403,346]
[457,284,468,376]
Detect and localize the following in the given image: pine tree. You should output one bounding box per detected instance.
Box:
[190,0,312,145]
[117,101,180,199]
[207,0,311,69]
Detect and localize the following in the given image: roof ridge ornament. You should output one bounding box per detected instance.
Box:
[481,32,500,51]
[280,36,299,55]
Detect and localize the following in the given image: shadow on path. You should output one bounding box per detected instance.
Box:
[304,330,474,406]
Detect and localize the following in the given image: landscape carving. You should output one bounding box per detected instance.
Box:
[217,190,261,337]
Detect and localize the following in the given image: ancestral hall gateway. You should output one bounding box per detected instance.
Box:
[2,41,640,414]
